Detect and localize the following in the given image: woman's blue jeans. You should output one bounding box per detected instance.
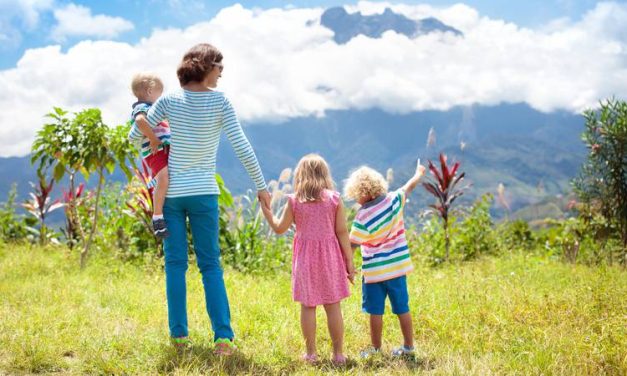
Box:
[163,194,234,340]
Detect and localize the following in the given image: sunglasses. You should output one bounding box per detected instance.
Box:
[213,61,224,72]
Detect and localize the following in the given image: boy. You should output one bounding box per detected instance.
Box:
[344,160,425,358]
[128,72,171,238]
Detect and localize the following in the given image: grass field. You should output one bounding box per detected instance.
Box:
[0,245,625,375]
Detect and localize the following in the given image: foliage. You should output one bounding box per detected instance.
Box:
[123,164,160,258]
[534,214,624,266]
[31,107,139,267]
[21,172,64,245]
[411,194,496,265]
[572,97,627,254]
[454,193,497,260]
[220,190,290,274]
[496,219,535,251]
[407,214,448,265]
[422,152,469,261]
[0,184,31,242]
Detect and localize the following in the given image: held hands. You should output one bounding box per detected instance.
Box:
[257,190,272,212]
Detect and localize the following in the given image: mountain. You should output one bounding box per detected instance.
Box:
[320,6,462,44]
[0,103,585,219]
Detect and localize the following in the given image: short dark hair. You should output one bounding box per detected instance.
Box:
[176,43,223,86]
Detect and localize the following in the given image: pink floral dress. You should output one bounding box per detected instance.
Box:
[288,189,350,307]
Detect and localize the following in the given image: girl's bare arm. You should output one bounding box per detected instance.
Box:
[261,200,294,235]
[335,199,356,283]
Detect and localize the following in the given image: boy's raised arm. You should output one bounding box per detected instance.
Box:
[401,159,426,198]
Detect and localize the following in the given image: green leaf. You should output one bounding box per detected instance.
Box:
[53,163,65,182]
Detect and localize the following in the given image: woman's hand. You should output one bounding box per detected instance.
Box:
[257,190,271,211]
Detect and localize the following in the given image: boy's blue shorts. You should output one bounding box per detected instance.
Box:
[362,275,409,315]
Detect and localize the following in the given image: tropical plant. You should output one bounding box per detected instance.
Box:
[422,153,468,261]
[31,107,138,267]
[124,163,160,256]
[31,108,87,247]
[21,172,64,245]
[572,98,627,258]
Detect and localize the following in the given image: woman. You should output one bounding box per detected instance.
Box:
[142,43,271,354]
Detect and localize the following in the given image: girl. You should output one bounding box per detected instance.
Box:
[261,153,355,364]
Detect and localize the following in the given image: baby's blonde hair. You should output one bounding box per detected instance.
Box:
[343,166,388,201]
[131,72,163,98]
[293,154,335,202]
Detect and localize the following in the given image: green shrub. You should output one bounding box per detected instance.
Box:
[454,193,497,260]
[409,213,454,266]
[410,194,497,265]
[496,219,535,252]
[0,184,31,243]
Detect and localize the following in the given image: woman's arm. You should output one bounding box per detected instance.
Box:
[335,200,355,283]
[261,200,293,235]
[222,97,267,192]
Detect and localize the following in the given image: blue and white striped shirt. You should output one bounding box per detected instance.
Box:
[146,89,267,198]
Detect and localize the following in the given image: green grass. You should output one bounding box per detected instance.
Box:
[1,245,625,375]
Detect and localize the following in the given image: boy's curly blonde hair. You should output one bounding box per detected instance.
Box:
[343,166,388,202]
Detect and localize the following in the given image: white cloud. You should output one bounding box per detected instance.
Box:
[51,3,134,42]
[2,0,54,28]
[0,0,53,47]
[1,1,627,157]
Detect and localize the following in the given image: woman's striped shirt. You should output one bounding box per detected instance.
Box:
[145,89,266,198]
[349,189,413,283]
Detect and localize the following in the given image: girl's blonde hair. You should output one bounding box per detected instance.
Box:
[293,154,335,202]
[343,166,388,201]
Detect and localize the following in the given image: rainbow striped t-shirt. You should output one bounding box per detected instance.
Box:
[349,189,413,283]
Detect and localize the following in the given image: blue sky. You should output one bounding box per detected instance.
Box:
[0,0,606,69]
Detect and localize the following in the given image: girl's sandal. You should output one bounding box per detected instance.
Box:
[332,354,347,365]
[302,353,318,364]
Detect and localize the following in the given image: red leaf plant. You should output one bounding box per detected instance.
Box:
[422,153,469,261]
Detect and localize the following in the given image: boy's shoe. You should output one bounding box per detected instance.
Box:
[359,346,381,359]
[171,336,191,348]
[391,345,415,358]
[153,218,170,239]
[214,338,237,356]
[302,353,318,364]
